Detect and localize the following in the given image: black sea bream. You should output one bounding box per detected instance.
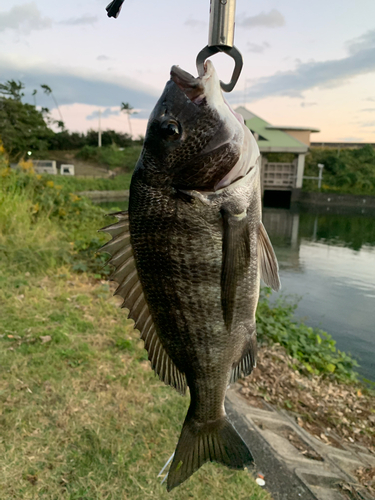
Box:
[101,61,280,491]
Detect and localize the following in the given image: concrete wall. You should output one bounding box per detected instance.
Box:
[283,130,311,146]
[291,189,375,208]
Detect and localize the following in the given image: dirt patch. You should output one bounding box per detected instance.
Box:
[238,344,375,453]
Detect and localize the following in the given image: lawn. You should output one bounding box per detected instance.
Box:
[0,271,270,500]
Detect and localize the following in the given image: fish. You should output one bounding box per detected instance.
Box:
[100,60,280,491]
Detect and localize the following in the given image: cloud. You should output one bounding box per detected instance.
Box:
[301,102,317,108]
[241,30,375,101]
[360,121,375,128]
[364,97,375,102]
[346,29,375,55]
[0,2,52,34]
[86,107,120,120]
[361,108,375,112]
[184,19,206,30]
[239,9,285,29]
[97,55,111,61]
[246,42,270,54]
[59,15,98,26]
[339,137,364,142]
[0,55,159,113]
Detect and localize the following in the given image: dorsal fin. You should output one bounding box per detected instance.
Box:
[258,222,281,292]
[99,212,187,395]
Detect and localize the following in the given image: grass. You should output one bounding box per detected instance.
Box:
[75,145,142,170]
[0,272,270,500]
[52,173,133,193]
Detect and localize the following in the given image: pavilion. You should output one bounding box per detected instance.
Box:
[235,106,320,194]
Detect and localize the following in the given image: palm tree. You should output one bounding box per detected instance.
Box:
[41,84,64,126]
[121,102,137,137]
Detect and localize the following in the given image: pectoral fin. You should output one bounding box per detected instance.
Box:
[258,222,281,292]
[221,210,250,329]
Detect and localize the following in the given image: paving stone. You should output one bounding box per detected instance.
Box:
[226,386,374,500]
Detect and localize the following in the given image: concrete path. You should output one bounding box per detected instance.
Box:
[78,190,129,202]
[225,386,374,500]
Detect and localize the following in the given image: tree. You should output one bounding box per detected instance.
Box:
[121,102,137,137]
[0,80,54,160]
[0,80,24,100]
[41,83,64,126]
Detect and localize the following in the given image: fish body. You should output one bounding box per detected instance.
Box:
[101,61,280,491]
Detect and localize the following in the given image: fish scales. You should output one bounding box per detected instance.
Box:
[101,60,280,491]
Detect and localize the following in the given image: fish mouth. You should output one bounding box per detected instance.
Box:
[170,65,207,104]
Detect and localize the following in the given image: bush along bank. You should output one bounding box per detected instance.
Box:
[304,145,375,196]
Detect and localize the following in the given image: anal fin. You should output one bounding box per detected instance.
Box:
[230,331,257,383]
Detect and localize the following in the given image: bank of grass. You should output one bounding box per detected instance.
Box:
[53,173,132,193]
[75,144,142,170]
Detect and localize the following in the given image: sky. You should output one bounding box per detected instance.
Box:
[1,0,375,142]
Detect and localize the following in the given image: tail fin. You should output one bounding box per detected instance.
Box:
[167,415,253,491]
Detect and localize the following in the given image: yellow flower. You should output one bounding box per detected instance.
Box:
[0,167,10,177]
[58,208,66,217]
[19,159,34,173]
[69,193,80,202]
[55,185,63,190]
[46,180,54,188]
[32,203,40,214]
[36,174,42,180]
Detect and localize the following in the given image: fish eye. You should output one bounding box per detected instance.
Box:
[160,119,181,141]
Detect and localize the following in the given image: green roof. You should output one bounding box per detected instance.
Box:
[235,107,308,153]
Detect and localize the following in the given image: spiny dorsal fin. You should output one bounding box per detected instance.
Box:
[221,209,250,329]
[258,222,281,292]
[99,212,187,395]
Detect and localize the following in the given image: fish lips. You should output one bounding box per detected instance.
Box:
[170,66,205,104]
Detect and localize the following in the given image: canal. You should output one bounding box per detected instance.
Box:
[263,206,375,381]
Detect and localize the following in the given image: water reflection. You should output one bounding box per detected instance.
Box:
[263,207,375,381]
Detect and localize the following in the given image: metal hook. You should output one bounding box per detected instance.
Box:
[196,45,243,93]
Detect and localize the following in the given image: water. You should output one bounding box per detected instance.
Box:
[263,207,375,381]
[98,200,375,381]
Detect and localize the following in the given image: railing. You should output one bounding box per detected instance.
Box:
[263,162,297,189]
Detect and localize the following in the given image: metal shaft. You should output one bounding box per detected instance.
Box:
[208,0,236,48]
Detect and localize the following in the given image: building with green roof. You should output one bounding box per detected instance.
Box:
[235,106,320,193]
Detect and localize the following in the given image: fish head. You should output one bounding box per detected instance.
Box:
[141,61,259,192]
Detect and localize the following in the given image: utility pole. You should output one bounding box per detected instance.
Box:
[98,109,102,147]
[317,163,324,190]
